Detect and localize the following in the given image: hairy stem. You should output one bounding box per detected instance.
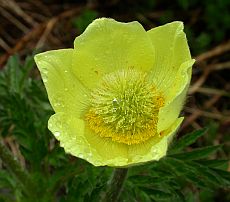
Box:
[0,141,36,197]
[101,168,128,202]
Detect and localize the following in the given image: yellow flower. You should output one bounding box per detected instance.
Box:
[35,18,195,167]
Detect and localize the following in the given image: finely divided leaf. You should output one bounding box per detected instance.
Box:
[169,128,207,154]
[196,159,229,170]
[169,145,222,160]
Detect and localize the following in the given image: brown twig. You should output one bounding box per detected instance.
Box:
[195,40,230,63]
[35,18,58,49]
[0,6,84,67]
[189,68,211,94]
[4,136,25,168]
[0,0,37,26]
[0,38,11,52]
[189,60,230,95]
[194,87,229,97]
[0,7,29,33]
[209,61,230,71]
[184,107,228,120]
[182,95,221,129]
[189,61,230,95]
[0,24,44,68]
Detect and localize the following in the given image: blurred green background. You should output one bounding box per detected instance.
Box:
[0,0,229,202]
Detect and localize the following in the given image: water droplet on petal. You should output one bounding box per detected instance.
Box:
[53,97,65,108]
[79,153,84,158]
[152,149,157,154]
[54,131,60,137]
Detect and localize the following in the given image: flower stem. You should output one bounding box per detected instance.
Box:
[101,168,128,202]
[0,141,36,197]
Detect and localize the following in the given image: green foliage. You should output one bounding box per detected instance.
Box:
[169,129,208,154]
[0,55,229,201]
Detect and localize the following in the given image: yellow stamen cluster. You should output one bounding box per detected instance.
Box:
[85,69,164,145]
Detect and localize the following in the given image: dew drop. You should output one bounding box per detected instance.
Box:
[152,149,157,153]
[54,131,60,137]
[79,153,84,158]
[53,97,65,108]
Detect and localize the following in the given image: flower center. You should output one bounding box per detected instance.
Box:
[85,69,164,145]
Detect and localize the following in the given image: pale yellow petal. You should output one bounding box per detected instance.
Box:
[157,60,194,132]
[84,126,128,167]
[127,117,184,166]
[72,18,155,89]
[147,22,194,132]
[49,113,128,167]
[48,113,93,161]
[147,21,191,93]
[34,49,89,118]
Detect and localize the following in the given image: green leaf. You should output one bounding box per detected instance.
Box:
[173,190,186,202]
[163,157,197,175]
[162,157,215,190]
[163,156,230,190]
[47,161,85,195]
[188,163,220,187]
[187,161,230,188]
[212,168,230,186]
[129,175,173,186]
[169,145,222,160]
[196,159,229,170]
[169,128,207,154]
[140,187,172,201]
[0,170,14,188]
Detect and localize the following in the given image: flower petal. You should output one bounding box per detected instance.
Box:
[127,117,183,165]
[84,127,128,167]
[147,21,191,92]
[147,22,194,132]
[49,113,128,167]
[48,113,93,162]
[157,59,194,132]
[35,49,89,118]
[72,18,155,89]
